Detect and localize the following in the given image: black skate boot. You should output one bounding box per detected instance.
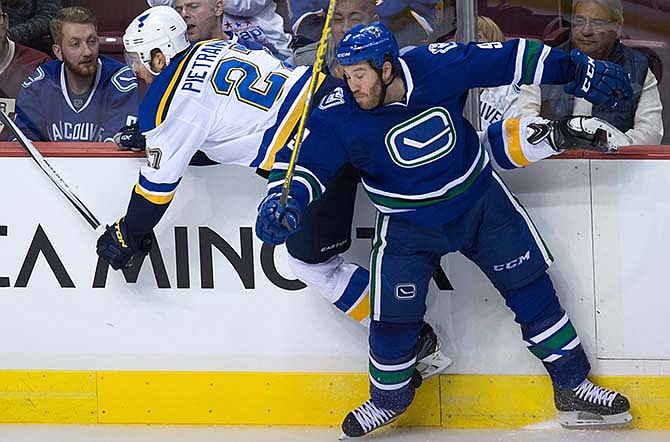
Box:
[554,378,632,428]
[339,399,405,439]
[415,323,453,382]
[527,116,630,153]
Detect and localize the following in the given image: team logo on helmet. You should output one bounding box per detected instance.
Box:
[385,107,457,168]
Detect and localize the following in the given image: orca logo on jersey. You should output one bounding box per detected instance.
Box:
[318,87,345,110]
[428,42,457,55]
[385,107,457,168]
[395,283,416,300]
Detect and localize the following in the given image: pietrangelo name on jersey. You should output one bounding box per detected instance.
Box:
[181,40,232,94]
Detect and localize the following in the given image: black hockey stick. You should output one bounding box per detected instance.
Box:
[0,110,103,232]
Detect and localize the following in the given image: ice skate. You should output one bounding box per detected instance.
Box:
[339,399,405,439]
[527,116,631,153]
[554,378,632,428]
[415,323,453,381]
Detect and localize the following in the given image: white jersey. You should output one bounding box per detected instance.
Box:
[136,39,312,203]
[479,84,520,131]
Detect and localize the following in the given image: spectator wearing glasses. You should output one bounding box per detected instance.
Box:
[0,0,50,140]
[515,0,663,145]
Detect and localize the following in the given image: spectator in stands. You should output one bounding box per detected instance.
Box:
[13,6,139,142]
[0,0,50,140]
[289,0,378,77]
[175,0,290,59]
[515,0,663,145]
[175,0,223,40]
[289,0,441,47]
[477,16,521,131]
[4,0,60,50]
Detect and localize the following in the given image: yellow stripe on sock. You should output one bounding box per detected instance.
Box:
[347,292,370,323]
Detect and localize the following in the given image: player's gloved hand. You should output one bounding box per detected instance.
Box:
[564,49,633,109]
[113,123,146,152]
[255,193,302,245]
[96,217,153,270]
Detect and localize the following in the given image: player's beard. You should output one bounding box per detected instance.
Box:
[63,55,97,80]
[354,78,383,110]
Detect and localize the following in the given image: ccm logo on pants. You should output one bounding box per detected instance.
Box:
[493,250,530,272]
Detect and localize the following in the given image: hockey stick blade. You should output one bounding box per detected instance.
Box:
[0,110,103,232]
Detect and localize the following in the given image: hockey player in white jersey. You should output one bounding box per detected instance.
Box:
[95,5,451,382]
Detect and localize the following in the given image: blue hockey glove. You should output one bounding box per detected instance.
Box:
[96,217,153,270]
[113,123,145,152]
[564,49,633,109]
[255,194,302,245]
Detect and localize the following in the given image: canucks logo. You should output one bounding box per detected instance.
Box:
[319,87,345,110]
[395,283,416,300]
[385,107,457,168]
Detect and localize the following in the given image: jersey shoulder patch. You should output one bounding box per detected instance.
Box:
[318,86,345,110]
[111,66,139,93]
[21,66,46,89]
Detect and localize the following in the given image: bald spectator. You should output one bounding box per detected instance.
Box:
[1,0,51,139]
[14,6,138,142]
[3,0,60,48]
[516,0,663,145]
[289,0,378,78]
[289,0,440,47]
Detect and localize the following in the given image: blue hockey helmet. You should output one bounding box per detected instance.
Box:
[335,22,399,69]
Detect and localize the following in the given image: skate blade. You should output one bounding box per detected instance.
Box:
[558,410,633,429]
[417,350,453,380]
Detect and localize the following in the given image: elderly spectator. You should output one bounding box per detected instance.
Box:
[515,0,663,145]
[3,0,60,48]
[0,0,50,140]
[14,6,138,142]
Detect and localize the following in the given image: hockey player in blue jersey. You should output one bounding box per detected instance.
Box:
[13,6,139,142]
[255,23,634,438]
[95,6,449,385]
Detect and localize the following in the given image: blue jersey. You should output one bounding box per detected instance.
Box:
[14,55,139,142]
[268,39,575,227]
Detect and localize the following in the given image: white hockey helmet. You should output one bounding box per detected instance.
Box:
[123,5,190,76]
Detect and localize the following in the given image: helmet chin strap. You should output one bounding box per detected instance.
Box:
[374,66,397,109]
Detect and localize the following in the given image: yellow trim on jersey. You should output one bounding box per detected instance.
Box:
[155,40,214,128]
[258,73,326,172]
[134,182,175,205]
[347,292,370,323]
[505,118,532,167]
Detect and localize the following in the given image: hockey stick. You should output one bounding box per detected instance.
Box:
[0,110,103,233]
[279,0,337,206]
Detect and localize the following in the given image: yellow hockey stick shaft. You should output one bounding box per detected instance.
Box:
[279,0,337,206]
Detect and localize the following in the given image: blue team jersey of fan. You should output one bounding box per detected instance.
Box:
[268,39,575,227]
[15,55,139,142]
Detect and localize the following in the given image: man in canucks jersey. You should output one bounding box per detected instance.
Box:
[95,6,448,379]
[14,7,138,142]
[255,23,634,438]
